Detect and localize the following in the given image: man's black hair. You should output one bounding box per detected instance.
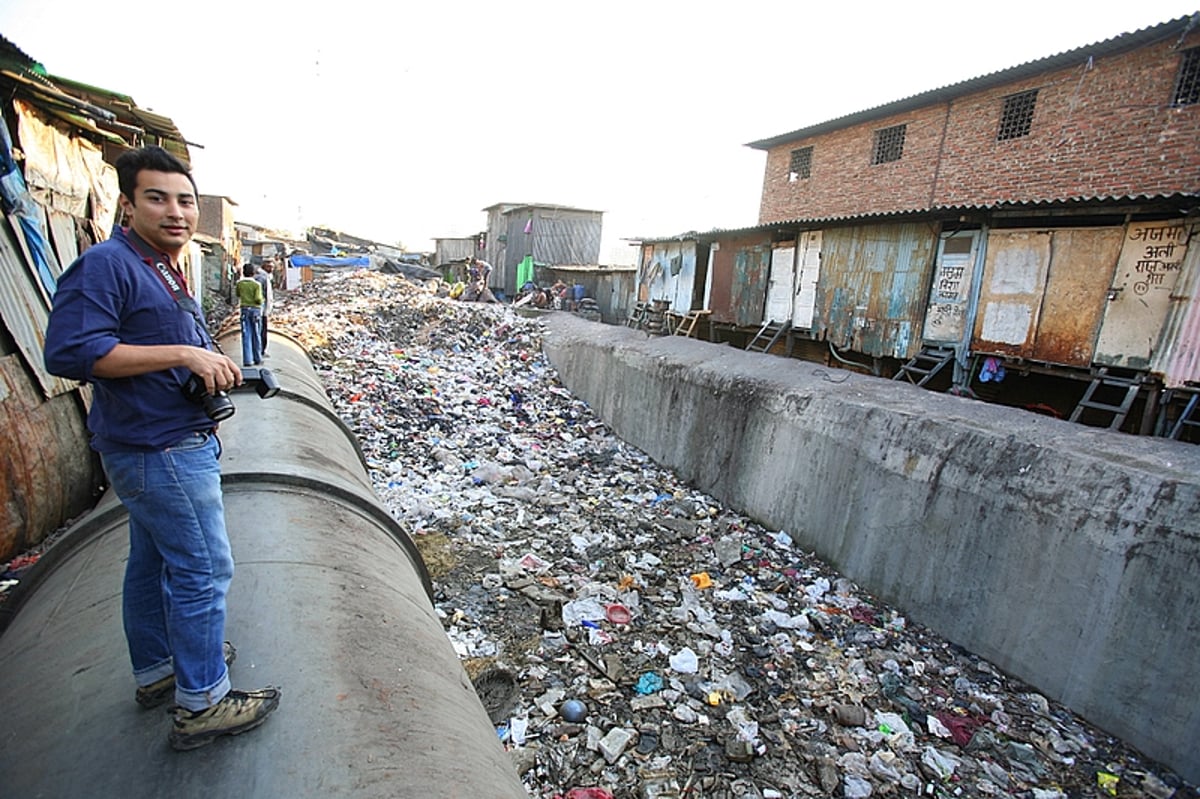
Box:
[115,145,198,201]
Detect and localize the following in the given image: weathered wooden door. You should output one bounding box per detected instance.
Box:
[764,245,795,323]
[793,231,822,332]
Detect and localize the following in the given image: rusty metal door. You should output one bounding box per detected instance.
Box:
[765,246,795,323]
[973,230,1050,357]
[1095,220,1190,370]
[922,231,980,344]
[793,231,822,332]
[817,223,938,359]
[973,227,1122,366]
[731,243,771,327]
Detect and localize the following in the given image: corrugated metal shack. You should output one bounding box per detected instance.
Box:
[633,15,1200,437]
[635,219,940,363]
[434,235,479,278]
[0,35,196,561]
[481,202,603,298]
[534,264,637,325]
[636,213,1200,433]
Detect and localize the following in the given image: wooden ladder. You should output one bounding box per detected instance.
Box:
[673,310,711,339]
[1069,367,1145,430]
[746,320,790,353]
[625,302,649,330]
[894,346,955,388]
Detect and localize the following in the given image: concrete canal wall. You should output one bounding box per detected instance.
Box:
[541,314,1200,784]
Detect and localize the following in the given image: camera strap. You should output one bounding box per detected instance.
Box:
[125,228,192,301]
[124,229,217,350]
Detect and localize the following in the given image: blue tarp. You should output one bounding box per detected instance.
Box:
[0,106,58,297]
[289,254,370,268]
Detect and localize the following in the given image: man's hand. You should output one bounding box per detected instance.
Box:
[184,349,244,396]
[92,344,243,395]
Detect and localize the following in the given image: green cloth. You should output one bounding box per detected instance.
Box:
[517,255,534,288]
[236,277,263,307]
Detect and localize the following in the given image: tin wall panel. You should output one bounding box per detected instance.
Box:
[973,228,1121,366]
[637,242,697,313]
[1097,220,1191,370]
[816,223,938,359]
[0,217,75,399]
[1153,223,1200,387]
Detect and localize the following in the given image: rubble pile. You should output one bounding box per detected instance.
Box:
[269,270,1196,799]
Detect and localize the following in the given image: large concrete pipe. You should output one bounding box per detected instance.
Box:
[0,330,527,798]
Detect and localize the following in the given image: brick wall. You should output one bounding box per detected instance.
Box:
[758,32,1200,224]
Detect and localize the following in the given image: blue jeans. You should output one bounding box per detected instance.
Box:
[240,306,263,366]
[100,431,233,711]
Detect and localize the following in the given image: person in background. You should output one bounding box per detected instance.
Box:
[255,260,275,357]
[463,256,494,302]
[551,279,568,310]
[236,263,264,366]
[42,145,281,751]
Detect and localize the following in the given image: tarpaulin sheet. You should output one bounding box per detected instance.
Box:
[289,254,370,268]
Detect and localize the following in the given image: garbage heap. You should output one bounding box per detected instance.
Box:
[267,270,1193,799]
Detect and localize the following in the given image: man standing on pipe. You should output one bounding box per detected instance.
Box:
[43,145,281,750]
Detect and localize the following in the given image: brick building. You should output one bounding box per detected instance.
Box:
[634,15,1200,436]
[752,16,1200,222]
[730,14,1200,435]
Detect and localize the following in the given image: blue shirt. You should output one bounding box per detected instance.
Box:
[43,228,215,452]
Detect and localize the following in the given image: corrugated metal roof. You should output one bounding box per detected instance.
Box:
[483,201,605,215]
[0,33,42,74]
[0,60,193,159]
[41,74,193,157]
[747,14,1200,150]
[632,193,1200,244]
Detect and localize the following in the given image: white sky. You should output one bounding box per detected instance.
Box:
[1,1,1197,262]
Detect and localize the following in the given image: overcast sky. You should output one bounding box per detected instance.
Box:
[1,2,1196,262]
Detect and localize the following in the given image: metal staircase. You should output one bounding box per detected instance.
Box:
[1069,367,1146,430]
[894,346,955,388]
[746,320,790,353]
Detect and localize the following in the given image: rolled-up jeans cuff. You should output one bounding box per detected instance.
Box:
[175,669,232,712]
[134,658,174,688]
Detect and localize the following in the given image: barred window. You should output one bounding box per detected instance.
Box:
[872,124,906,164]
[998,89,1038,140]
[1172,46,1200,106]
[788,147,813,181]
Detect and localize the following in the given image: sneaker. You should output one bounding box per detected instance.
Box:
[169,686,281,751]
[135,641,237,709]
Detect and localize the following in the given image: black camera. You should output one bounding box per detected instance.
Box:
[182,367,280,421]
